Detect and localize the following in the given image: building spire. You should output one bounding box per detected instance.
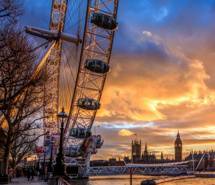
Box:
[145,143,148,153]
[161,152,164,160]
[177,130,180,137]
[175,131,182,162]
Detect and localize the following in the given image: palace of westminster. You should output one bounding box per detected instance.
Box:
[129,131,182,163]
[91,131,215,168]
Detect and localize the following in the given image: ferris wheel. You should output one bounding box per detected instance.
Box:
[26,0,119,176]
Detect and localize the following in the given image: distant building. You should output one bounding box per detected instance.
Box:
[142,143,148,161]
[108,158,117,166]
[90,160,109,166]
[123,156,130,163]
[108,158,125,166]
[142,143,156,163]
[90,158,125,167]
[161,152,164,161]
[131,140,141,162]
[175,131,182,162]
[131,140,157,163]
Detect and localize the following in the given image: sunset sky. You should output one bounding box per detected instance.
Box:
[21,0,215,160]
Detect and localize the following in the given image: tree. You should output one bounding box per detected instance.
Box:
[10,132,38,169]
[0,0,49,177]
[0,0,22,25]
[0,0,25,109]
[0,27,47,175]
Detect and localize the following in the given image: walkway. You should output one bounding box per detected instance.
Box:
[9,177,47,185]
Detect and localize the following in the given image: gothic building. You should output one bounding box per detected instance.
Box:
[175,131,182,162]
[142,143,156,163]
[131,140,156,163]
[131,140,141,162]
[143,143,148,159]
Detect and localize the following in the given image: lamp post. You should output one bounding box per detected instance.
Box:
[53,107,68,176]
[43,146,46,180]
[48,139,54,174]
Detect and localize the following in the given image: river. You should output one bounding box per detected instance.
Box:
[69,176,215,185]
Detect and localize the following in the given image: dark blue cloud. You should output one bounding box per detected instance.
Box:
[112,0,215,54]
[20,0,51,29]
[20,0,215,51]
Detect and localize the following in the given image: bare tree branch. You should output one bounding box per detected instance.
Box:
[0,0,22,25]
[0,27,48,175]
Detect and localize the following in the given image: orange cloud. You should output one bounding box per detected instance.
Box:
[57,27,215,159]
[93,31,215,159]
[118,129,135,137]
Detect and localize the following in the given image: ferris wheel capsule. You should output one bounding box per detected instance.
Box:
[95,135,104,149]
[70,127,91,139]
[78,98,100,110]
[64,146,82,157]
[91,12,118,30]
[85,59,110,74]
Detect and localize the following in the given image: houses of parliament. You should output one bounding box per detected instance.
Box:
[131,132,182,163]
[91,132,183,166]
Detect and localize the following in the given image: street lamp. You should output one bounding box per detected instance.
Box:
[43,147,46,180]
[48,139,54,174]
[53,107,68,176]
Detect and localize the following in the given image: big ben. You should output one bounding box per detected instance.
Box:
[175,131,182,162]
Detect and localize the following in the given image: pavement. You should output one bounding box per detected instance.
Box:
[9,177,47,185]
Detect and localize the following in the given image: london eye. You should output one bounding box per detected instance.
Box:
[26,0,119,177]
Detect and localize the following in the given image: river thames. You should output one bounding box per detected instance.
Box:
[70,176,215,185]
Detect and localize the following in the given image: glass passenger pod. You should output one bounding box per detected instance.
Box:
[64,146,82,157]
[96,135,104,149]
[70,127,91,139]
[82,137,97,154]
[85,59,110,74]
[91,12,118,30]
[78,98,100,110]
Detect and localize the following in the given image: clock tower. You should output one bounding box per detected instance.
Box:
[175,131,182,162]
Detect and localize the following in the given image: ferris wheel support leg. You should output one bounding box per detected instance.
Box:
[82,152,91,178]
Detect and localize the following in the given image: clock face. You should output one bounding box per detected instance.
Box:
[177,144,181,147]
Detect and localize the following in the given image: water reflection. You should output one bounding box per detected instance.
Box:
[69,176,215,185]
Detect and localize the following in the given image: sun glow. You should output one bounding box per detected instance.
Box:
[118,129,135,136]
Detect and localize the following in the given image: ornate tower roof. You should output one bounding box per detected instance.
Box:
[175,131,182,145]
[144,143,148,152]
[143,143,148,157]
[175,131,182,162]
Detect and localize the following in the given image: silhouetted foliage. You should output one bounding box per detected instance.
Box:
[0,1,48,175]
[0,0,22,26]
[10,133,39,169]
[0,27,47,175]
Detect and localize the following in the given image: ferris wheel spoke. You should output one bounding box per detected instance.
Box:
[62,46,76,80]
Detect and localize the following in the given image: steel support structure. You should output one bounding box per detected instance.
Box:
[43,0,68,135]
[65,0,119,177]
[25,0,119,178]
[66,0,119,140]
